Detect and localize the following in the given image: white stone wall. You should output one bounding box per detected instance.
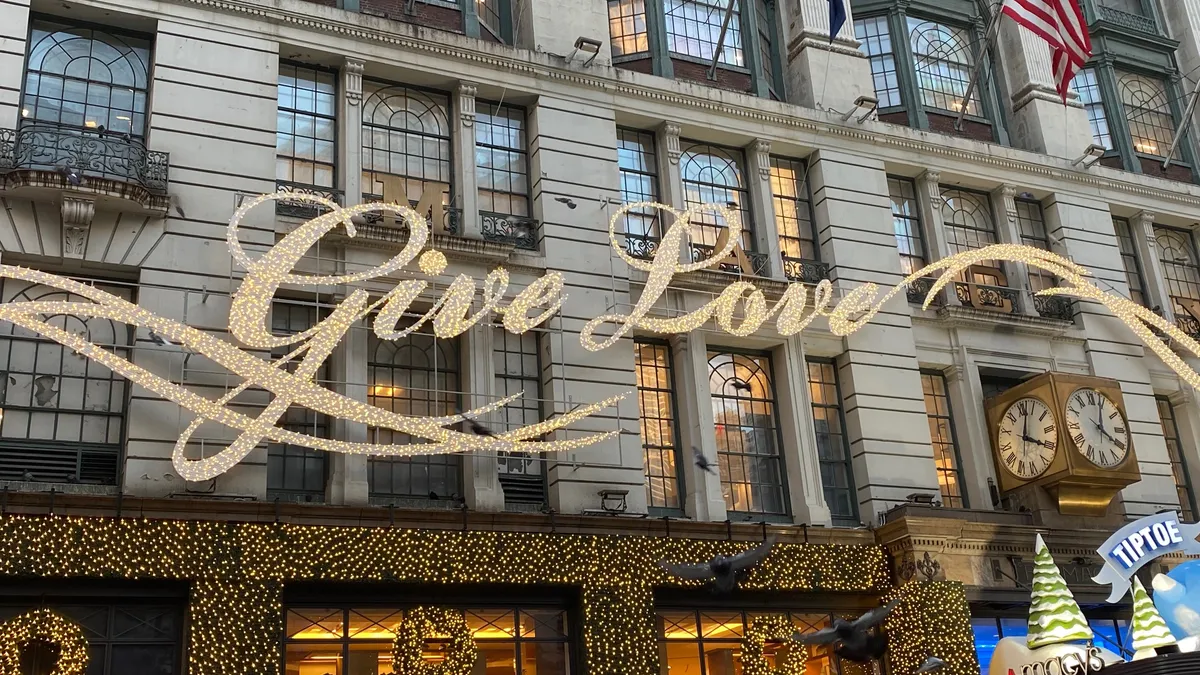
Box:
[0,0,1199,527]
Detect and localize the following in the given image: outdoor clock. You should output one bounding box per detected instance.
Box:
[985,372,1141,516]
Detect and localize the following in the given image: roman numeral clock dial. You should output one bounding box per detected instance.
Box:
[1064,388,1130,469]
[997,397,1058,479]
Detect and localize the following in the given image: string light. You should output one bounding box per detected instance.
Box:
[0,609,89,675]
[419,250,448,276]
[740,615,807,675]
[392,607,477,675]
[0,516,979,675]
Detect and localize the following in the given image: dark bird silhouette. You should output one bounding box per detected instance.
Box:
[467,419,495,437]
[428,491,439,501]
[32,375,58,407]
[659,536,776,593]
[730,379,752,392]
[554,197,577,209]
[693,447,717,475]
[917,656,945,673]
[148,331,175,348]
[793,600,899,664]
[21,471,34,482]
[57,165,82,186]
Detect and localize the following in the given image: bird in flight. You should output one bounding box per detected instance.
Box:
[693,448,717,475]
[659,537,776,593]
[792,599,899,663]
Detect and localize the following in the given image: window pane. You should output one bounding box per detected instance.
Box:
[1112,217,1147,306]
[1118,70,1177,158]
[1157,396,1196,521]
[889,177,926,274]
[770,156,818,281]
[855,16,902,108]
[807,359,855,523]
[1155,226,1200,338]
[1070,68,1113,149]
[608,0,649,56]
[278,63,338,189]
[709,351,787,517]
[680,142,756,271]
[922,371,966,508]
[636,341,682,511]
[617,128,664,259]
[907,18,980,115]
[665,0,745,66]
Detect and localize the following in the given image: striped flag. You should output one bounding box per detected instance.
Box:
[1000,0,1092,101]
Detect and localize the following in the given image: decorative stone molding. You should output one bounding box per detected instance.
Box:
[663,123,681,165]
[917,170,941,203]
[754,139,771,180]
[344,58,364,106]
[60,196,95,259]
[1135,210,1157,240]
[458,82,478,128]
[995,184,1018,228]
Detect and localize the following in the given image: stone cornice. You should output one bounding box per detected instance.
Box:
[158,0,1200,209]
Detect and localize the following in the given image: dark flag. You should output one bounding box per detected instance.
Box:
[829,0,847,42]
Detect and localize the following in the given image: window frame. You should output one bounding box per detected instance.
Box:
[276,60,338,192]
[1112,216,1148,306]
[1153,224,1200,337]
[475,99,530,219]
[905,14,983,118]
[920,369,968,509]
[1115,67,1179,161]
[267,300,332,504]
[616,127,663,260]
[888,175,927,275]
[360,78,455,213]
[679,140,757,266]
[707,347,790,521]
[663,0,747,69]
[1157,395,1198,522]
[768,155,820,282]
[475,0,515,44]
[806,357,858,525]
[854,15,903,112]
[494,327,548,507]
[635,337,685,516]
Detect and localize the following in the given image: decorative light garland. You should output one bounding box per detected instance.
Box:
[0,609,89,675]
[392,607,477,675]
[0,516,982,675]
[740,615,807,675]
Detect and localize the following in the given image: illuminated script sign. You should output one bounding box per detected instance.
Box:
[4,191,1200,480]
[1009,647,1106,675]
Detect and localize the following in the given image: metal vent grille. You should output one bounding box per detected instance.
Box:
[0,440,119,484]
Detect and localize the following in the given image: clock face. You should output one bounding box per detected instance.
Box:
[1065,388,1129,468]
[997,397,1058,479]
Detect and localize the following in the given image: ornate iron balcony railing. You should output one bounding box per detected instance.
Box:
[955,282,1021,314]
[624,234,660,261]
[1176,313,1200,340]
[0,124,169,195]
[781,257,829,284]
[1097,5,1157,34]
[1034,294,1075,322]
[275,180,344,219]
[689,243,770,276]
[361,193,460,235]
[481,211,538,250]
[907,277,941,305]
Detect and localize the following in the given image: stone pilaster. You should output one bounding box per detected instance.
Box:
[775,335,832,525]
[989,184,1036,316]
[810,149,939,523]
[1131,211,1175,322]
[461,323,504,511]
[744,138,783,278]
[915,170,960,306]
[328,316,370,506]
[454,81,481,238]
[339,58,364,208]
[670,331,727,522]
[781,0,874,110]
[943,360,994,509]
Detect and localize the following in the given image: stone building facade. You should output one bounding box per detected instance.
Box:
[1,0,1200,672]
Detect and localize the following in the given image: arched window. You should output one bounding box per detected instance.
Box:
[367,326,462,503]
[707,350,786,518]
[941,188,996,258]
[0,277,133,485]
[664,0,744,66]
[1118,71,1177,158]
[1154,226,1200,336]
[680,142,754,259]
[361,82,452,209]
[907,18,980,116]
[21,20,151,137]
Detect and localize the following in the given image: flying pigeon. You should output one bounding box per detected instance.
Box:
[148,331,174,348]
[730,379,752,392]
[32,375,58,407]
[58,166,82,186]
[693,447,717,475]
[917,656,945,673]
[793,600,899,664]
[467,419,495,437]
[660,537,776,593]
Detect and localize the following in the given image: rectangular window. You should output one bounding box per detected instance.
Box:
[617,128,662,259]
[974,616,1128,673]
[1071,68,1112,149]
[1117,70,1178,158]
[1112,217,1147,306]
[921,370,966,508]
[907,18,980,116]
[657,609,843,675]
[709,350,787,518]
[367,323,462,504]
[277,63,337,189]
[1016,199,1054,292]
[769,156,819,282]
[1157,396,1197,521]
[854,16,901,108]
[0,277,132,484]
[608,0,649,57]
[680,141,759,272]
[285,606,571,675]
[477,0,507,40]
[22,20,152,136]
[1153,225,1200,337]
[665,0,744,67]
[361,81,453,227]
[755,0,778,97]
[268,302,330,503]
[495,328,546,507]
[807,359,856,524]
[476,101,529,217]
[0,600,183,675]
[888,176,925,274]
[942,187,1017,312]
[635,339,682,513]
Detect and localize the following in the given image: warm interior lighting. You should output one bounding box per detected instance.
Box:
[84,121,97,128]
[1136,142,1159,154]
[370,385,398,398]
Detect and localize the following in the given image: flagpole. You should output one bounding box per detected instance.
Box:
[706,0,738,80]
[1163,76,1200,170]
[954,3,1005,132]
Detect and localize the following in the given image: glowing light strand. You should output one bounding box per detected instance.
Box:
[0,609,89,675]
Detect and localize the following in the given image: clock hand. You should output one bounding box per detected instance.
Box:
[1021,434,1054,450]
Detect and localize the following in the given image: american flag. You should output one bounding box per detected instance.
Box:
[1000,0,1092,101]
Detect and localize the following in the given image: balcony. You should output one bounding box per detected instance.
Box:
[276,180,345,219]
[361,192,461,236]
[690,243,770,276]
[906,277,942,306]
[0,124,169,209]
[781,257,830,284]
[481,211,538,251]
[955,282,1021,314]
[1033,295,1075,322]
[1096,5,1158,34]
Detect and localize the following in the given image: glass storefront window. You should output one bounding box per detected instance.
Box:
[973,615,1128,674]
[657,609,843,675]
[285,607,571,675]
